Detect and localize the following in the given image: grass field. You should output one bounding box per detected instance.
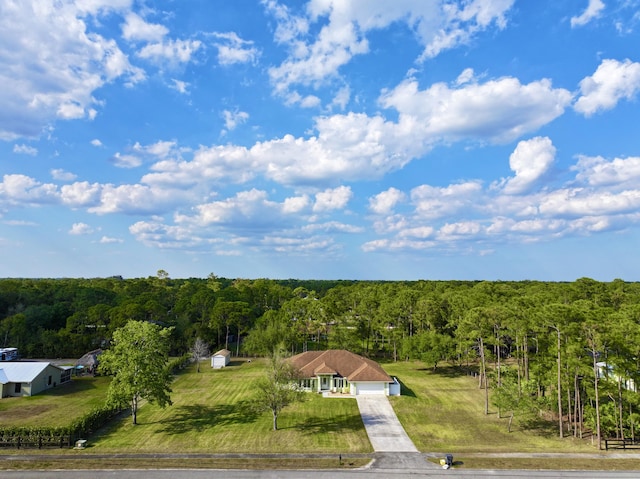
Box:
[2,356,639,470]
[0,375,110,427]
[0,357,612,457]
[89,358,372,453]
[384,361,595,453]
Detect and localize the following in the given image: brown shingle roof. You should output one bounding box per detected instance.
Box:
[289,350,392,382]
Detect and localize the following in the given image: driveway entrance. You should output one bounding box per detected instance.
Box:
[355,396,418,452]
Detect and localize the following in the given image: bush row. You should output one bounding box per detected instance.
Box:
[0,403,123,448]
[168,353,191,373]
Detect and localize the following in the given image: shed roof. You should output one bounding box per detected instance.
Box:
[76,349,102,367]
[289,350,392,383]
[0,362,59,383]
[213,349,231,357]
[0,369,8,384]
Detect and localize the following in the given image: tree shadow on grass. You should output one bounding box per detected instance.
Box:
[516,415,561,438]
[420,365,479,379]
[157,401,260,435]
[286,414,364,435]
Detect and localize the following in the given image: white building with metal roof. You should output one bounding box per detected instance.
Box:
[0,362,72,398]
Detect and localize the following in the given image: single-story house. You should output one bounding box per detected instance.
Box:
[0,362,72,398]
[211,349,231,369]
[289,349,400,396]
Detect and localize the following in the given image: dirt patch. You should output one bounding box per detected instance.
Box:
[0,400,54,423]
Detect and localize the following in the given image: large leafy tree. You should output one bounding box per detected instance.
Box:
[99,320,173,425]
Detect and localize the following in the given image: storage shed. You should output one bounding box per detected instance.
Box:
[211,349,231,369]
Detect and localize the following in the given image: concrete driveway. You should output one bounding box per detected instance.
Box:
[356,395,418,452]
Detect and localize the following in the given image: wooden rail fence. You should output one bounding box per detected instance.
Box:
[604,438,640,450]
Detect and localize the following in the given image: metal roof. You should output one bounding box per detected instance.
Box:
[0,369,8,384]
[0,362,58,383]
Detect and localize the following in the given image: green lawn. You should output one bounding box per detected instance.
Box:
[0,375,110,427]
[0,357,607,458]
[384,361,595,453]
[90,358,372,453]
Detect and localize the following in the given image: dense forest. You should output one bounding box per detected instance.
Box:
[2,274,640,446]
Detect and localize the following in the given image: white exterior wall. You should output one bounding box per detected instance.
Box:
[389,378,400,396]
[211,354,230,369]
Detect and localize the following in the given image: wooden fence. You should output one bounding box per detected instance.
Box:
[0,435,73,449]
[604,438,640,450]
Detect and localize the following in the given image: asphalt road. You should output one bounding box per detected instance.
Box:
[2,467,640,479]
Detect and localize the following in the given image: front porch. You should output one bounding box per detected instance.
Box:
[299,374,351,394]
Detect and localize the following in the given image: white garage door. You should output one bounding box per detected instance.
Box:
[355,382,386,395]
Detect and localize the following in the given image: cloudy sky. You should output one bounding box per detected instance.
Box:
[1,0,640,281]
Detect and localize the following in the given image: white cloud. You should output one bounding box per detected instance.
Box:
[500,137,556,195]
[303,221,363,234]
[313,185,352,212]
[222,110,249,131]
[121,12,168,42]
[573,155,640,188]
[283,195,310,213]
[110,152,142,168]
[137,38,202,66]
[0,174,58,205]
[60,181,102,207]
[211,32,260,65]
[411,181,483,220]
[398,226,434,239]
[266,0,515,100]
[135,140,177,159]
[369,187,406,214]
[129,220,210,249]
[571,0,605,27]
[170,79,189,94]
[362,145,640,255]
[0,0,144,140]
[90,139,103,147]
[69,222,94,235]
[88,183,186,215]
[330,85,351,110]
[99,235,124,244]
[574,59,640,116]
[175,189,299,231]
[455,67,476,86]
[51,169,78,182]
[13,144,38,156]
[380,76,572,144]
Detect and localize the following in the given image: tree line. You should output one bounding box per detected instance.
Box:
[2,274,640,446]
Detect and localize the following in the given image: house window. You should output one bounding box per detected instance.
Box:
[14,383,21,394]
[301,378,315,389]
[48,375,52,386]
[335,378,347,389]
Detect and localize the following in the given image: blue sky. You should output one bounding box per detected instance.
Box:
[2,0,640,281]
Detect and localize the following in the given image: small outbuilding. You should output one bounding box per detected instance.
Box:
[211,349,231,369]
[75,349,103,375]
[0,362,72,398]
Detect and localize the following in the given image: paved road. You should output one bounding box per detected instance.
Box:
[2,467,640,479]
